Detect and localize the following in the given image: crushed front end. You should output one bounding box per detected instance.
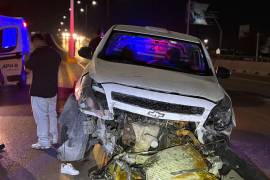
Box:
[64,74,237,179]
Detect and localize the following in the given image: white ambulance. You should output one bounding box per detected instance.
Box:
[0,15,30,86]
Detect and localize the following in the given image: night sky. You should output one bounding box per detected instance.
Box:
[1,0,269,50]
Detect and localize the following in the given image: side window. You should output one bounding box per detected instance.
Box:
[0,27,18,53]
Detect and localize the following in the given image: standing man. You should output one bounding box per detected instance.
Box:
[26,34,61,149]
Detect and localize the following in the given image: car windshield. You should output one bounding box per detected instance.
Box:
[98,31,213,76]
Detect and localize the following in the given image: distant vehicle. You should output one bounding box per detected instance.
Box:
[0,15,30,86]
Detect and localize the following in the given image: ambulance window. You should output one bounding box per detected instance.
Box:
[0,28,18,53]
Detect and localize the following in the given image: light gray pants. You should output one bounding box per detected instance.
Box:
[31,95,58,146]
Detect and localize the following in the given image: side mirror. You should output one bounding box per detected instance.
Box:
[78,47,92,60]
[216,66,231,79]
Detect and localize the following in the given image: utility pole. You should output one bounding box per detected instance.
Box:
[69,0,75,58]
[186,0,191,34]
[85,4,88,35]
[256,32,260,61]
[106,0,110,29]
[214,18,223,50]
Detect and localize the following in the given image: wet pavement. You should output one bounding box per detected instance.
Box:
[1,60,270,179]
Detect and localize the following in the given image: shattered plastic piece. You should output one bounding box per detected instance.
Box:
[123,153,150,165]
[132,122,160,152]
[57,95,92,161]
[122,119,136,147]
[80,109,113,120]
[207,156,223,176]
[93,118,117,154]
[150,140,158,149]
[176,129,201,146]
[57,136,89,161]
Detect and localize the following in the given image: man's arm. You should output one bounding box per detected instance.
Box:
[25,52,37,70]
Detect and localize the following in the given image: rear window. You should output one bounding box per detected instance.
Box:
[98,31,213,76]
[0,27,18,53]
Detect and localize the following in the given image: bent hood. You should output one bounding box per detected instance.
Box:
[91,59,224,102]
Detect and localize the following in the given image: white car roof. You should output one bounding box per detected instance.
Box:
[113,25,201,44]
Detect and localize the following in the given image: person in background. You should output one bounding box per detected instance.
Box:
[26,34,61,149]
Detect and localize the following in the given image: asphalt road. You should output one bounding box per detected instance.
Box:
[0,60,270,180]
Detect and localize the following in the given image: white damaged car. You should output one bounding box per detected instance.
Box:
[58,25,253,179]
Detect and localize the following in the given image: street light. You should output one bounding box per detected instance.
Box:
[65,28,68,32]
[92,0,97,6]
[80,8,85,13]
[58,28,61,32]
[63,15,67,19]
[60,21,64,25]
[83,0,99,35]
[203,39,209,44]
[77,0,81,4]
[69,0,75,59]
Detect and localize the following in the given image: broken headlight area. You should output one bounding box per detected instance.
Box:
[76,75,109,119]
[205,95,233,132]
[198,95,235,146]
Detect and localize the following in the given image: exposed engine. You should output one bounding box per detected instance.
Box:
[81,108,225,179]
